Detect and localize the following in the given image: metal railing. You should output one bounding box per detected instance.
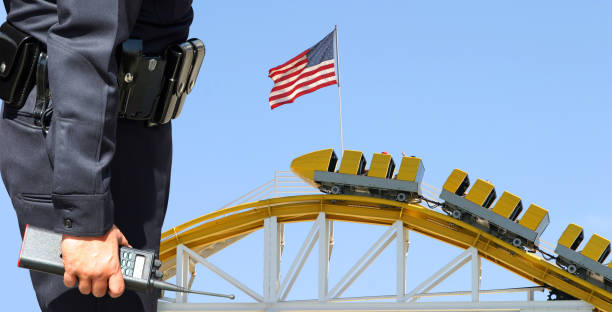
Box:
[219,171,321,209]
[219,170,441,210]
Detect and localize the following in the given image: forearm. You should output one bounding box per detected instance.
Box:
[47,0,142,236]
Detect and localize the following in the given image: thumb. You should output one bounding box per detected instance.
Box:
[110,225,131,247]
[112,225,132,247]
[116,231,130,247]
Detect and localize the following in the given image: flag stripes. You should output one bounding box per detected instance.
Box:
[268,30,337,109]
[268,59,337,107]
[270,60,336,96]
[270,78,337,109]
[268,50,309,75]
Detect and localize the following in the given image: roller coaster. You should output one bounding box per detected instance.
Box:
[157,148,612,312]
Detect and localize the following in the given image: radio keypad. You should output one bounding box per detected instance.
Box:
[120,251,137,277]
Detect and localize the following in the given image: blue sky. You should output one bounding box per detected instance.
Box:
[1,1,611,309]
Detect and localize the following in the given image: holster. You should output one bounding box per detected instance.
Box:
[118,38,205,126]
[0,22,43,109]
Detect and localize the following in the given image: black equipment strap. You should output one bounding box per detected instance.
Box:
[34,52,50,127]
[3,0,9,14]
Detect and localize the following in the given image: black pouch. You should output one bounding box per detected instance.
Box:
[151,38,205,126]
[117,38,205,126]
[117,40,167,121]
[0,22,42,109]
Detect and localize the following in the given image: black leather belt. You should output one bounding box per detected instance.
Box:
[0,22,205,128]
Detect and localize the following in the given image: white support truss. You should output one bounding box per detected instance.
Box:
[174,244,264,303]
[329,221,396,299]
[263,217,281,302]
[159,212,593,312]
[396,220,408,302]
[159,300,594,311]
[279,220,319,301]
[406,246,480,302]
[318,212,329,302]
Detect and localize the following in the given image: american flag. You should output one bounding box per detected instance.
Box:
[268,30,337,109]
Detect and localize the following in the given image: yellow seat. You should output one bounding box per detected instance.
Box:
[465,179,496,208]
[396,156,424,183]
[338,150,366,175]
[557,223,584,250]
[367,153,395,179]
[518,204,548,232]
[290,149,338,187]
[491,191,522,221]
[442,169,470,196]
[581,234,611,263]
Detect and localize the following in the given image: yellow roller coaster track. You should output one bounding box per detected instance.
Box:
[159,194,612,312]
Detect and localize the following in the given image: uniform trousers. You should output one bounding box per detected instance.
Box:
[0,88,172,312]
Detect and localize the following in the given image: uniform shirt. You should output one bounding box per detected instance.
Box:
[6,0,193,236]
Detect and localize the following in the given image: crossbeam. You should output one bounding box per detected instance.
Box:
[176,244,264,302]
[158,299,593,311]
[329,223,397,298]
[279,221,320,300]
[406,247,480,302]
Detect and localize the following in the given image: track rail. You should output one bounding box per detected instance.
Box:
[160,194,612,312]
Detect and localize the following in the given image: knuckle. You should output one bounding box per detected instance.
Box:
[91,271,104,279]
[64,266,77,275]
[80,272,93,280]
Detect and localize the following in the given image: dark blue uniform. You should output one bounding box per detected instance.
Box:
[0,0,193,311]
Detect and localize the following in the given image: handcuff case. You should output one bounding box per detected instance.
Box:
[0,22,42,108]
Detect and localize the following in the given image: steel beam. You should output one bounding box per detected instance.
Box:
[180,244,264,302]
[158,299,593,311]
[264,217,280,303]
[317,212,329,302]
[329,224,397,298]
[395,220,406,302]
[407,247,474,302]
[279,221,320,300]
[471,246,481,302]
[175,244,190,303]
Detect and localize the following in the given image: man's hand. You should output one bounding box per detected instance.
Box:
[61,225,130,298]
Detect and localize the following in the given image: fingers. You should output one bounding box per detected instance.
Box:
[63,272,77,288]
[62,226,129,298]
[108,272,125,298]
[77,277,92,295]
[91,277,109,298]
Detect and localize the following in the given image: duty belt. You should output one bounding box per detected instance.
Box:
[0,22,205,128]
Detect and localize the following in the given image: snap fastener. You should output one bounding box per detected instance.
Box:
[0,62,6,74]
[148,59,157,72]
[124,73,134,83]
[63,218,73,228]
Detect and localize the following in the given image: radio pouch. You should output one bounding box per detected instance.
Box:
[118,39,167,121]
[0,22,41,109]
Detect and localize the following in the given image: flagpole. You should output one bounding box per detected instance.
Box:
[335,25,344,154]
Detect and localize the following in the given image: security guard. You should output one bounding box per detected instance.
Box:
[0,0,197,311]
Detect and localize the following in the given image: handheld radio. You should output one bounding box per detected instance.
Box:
[18,225,234,299]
